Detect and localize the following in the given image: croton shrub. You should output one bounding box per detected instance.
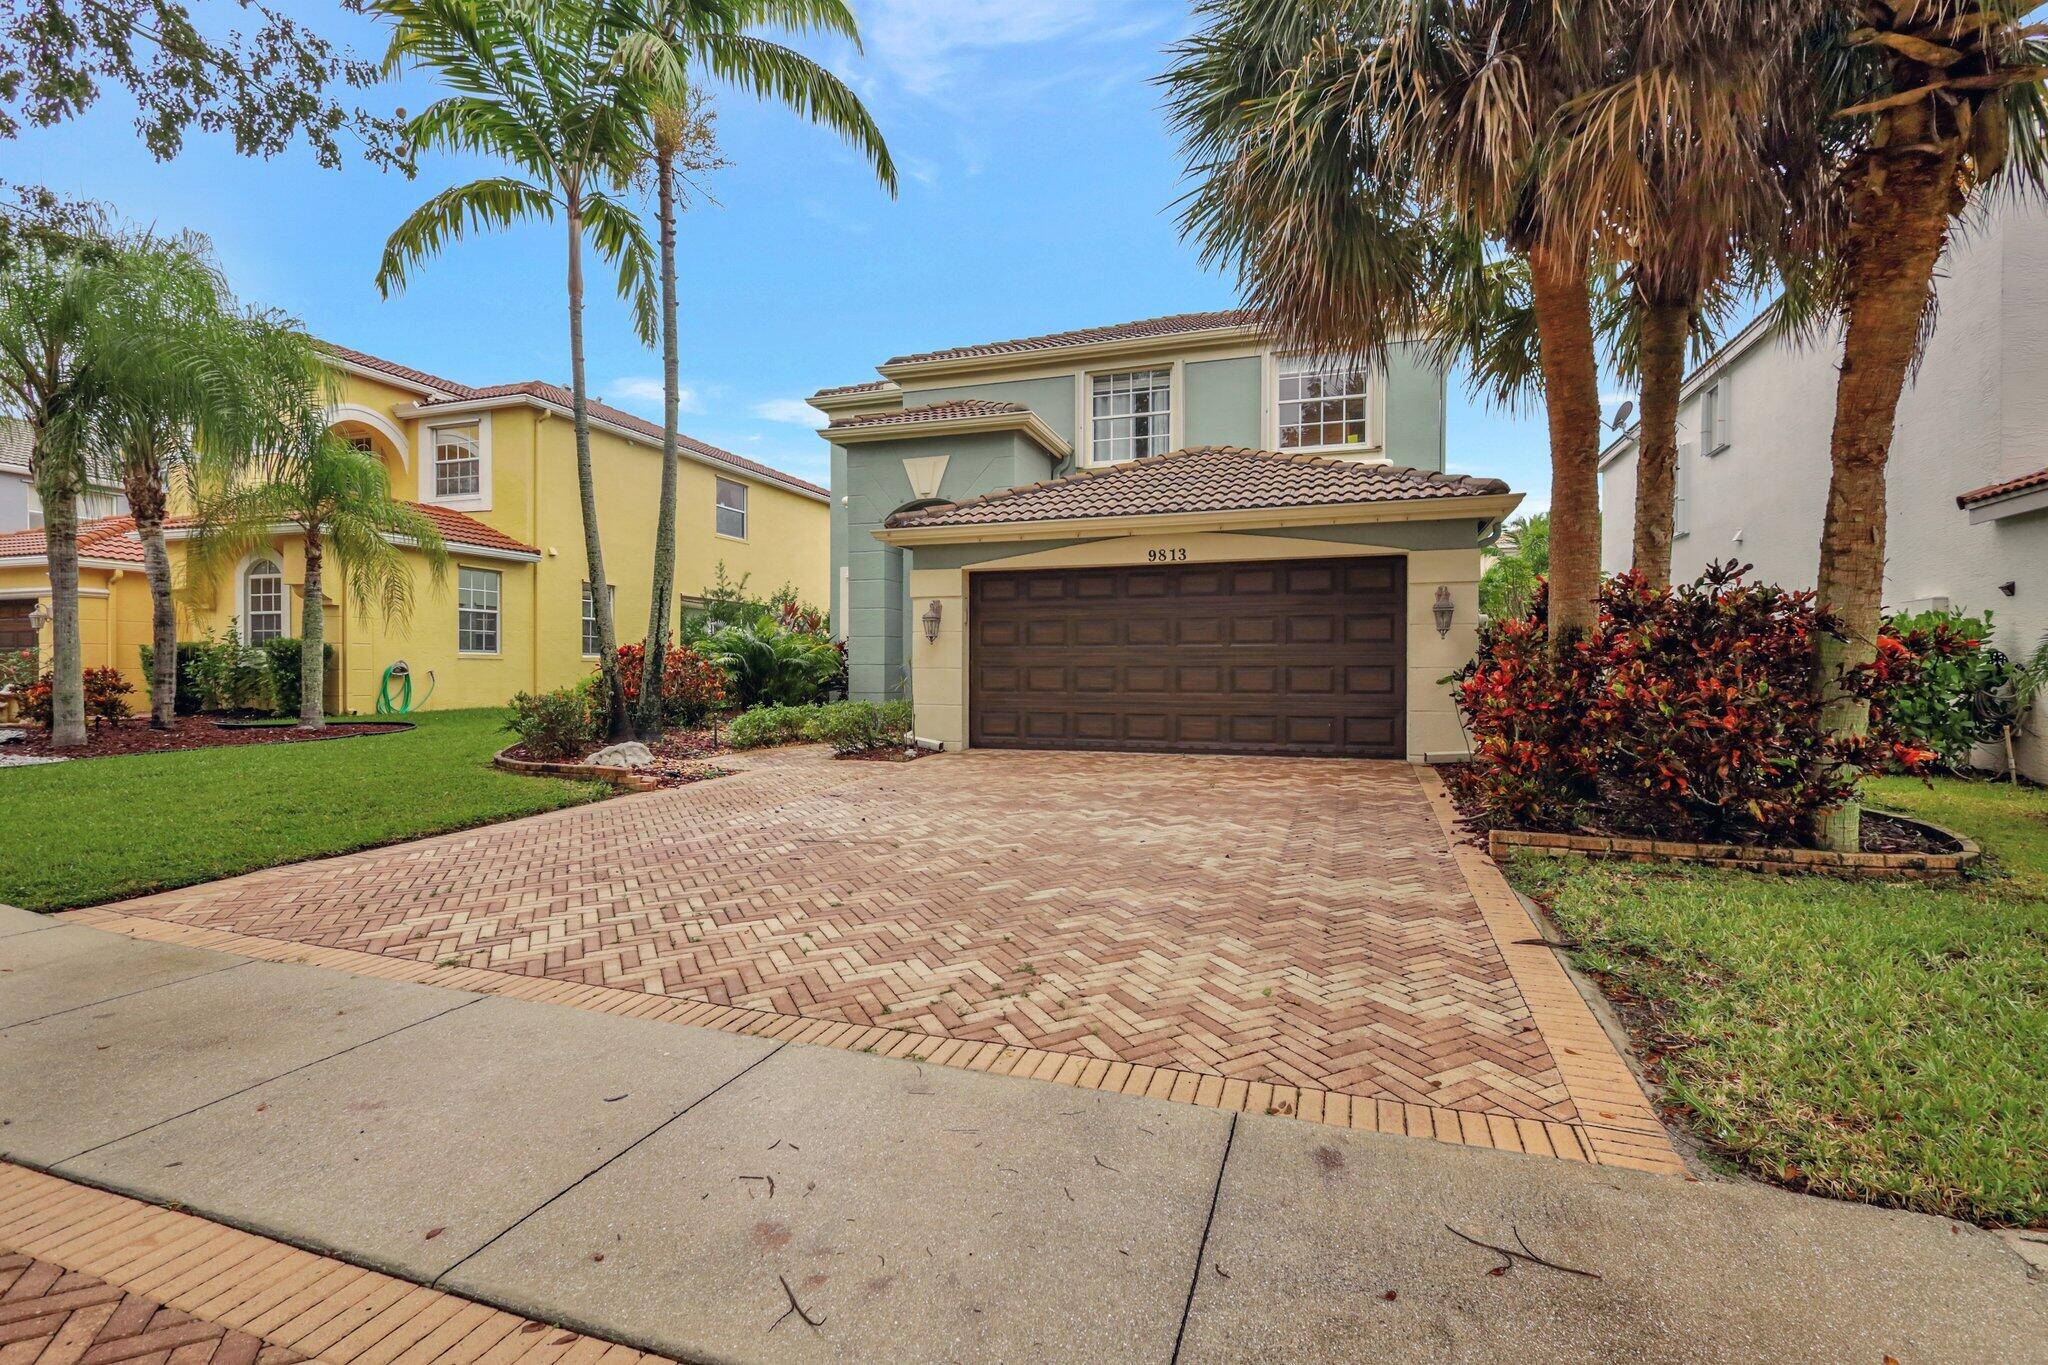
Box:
[1877,607,2014,771]
[21,667,135,728]
[1449,563,1934,846]
[615,641,726,727]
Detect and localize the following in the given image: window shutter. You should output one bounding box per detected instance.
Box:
[1715,382,1732,453]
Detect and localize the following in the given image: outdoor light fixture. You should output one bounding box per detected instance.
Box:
[922,599,943,643]
[26,602,49,632]
[1433,586,1454,638]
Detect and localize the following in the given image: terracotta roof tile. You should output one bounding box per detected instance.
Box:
[828,399,1030,431]
[1956,467,2048,508]
[417,381,829,498]
[885,309,1256,367]
[885,446,1510,529]
[811,379,893,398]
[318,343,476,398]
[0,416,29,472]
[0,516,147,564]
[157,503,539,558]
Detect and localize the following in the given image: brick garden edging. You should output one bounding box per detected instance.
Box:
[1488,816,1979,879]
[492,745,661,792]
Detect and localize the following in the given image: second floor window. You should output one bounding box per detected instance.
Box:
[433,424,483,499]
[1277,355,1369,451]
[243,558,286,645]
[715,477,748,539]
[582,582,614,657]
[458,566,500,654]
[1090,369,1171,464]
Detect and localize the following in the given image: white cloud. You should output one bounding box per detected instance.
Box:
[856,0,1158,97]
[754,397,825,426]
[608,376,703,413]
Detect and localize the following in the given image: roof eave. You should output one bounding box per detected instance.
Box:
[394,394,829,503]
[877,324,1269,382]
[874,490,1522,546]
[826,409,1073,460]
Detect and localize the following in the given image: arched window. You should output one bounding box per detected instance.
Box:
[243,558,286,645]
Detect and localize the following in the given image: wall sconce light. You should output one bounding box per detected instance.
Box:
[27,602,50,632]
[1432,586,1454,638]
[922,599,943,643]
[1999,581,2017,597]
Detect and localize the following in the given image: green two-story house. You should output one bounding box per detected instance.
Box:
[814,309,1519,763]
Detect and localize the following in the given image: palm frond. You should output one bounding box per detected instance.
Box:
[691,30,895,189]
[376,177,557,297]
[582,193,660,345]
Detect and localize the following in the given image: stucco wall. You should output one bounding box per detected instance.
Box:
[1184,356,1263,449]
[1600,197,2048,777]
[0,470,30,535]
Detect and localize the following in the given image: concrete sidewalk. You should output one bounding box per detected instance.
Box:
[3,905,2041,1362]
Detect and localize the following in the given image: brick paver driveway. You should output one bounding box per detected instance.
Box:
[86,750,1668,1161]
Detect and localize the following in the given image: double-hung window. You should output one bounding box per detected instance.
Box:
[1089,369,1172,464]
[432,424,483,499]
[1277,355,1370,451]
[581,582,614,657]
[1699,380,1732,456]
[458,566,500,654]
[243,558,286,645]
[715,477,748,539]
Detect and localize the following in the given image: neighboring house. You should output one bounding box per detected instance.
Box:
[813,310,1517,761]
[1599,196,2048,778]
[0,417,129,534]
[0,346,829,712]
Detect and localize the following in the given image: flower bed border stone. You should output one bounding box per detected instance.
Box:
[1488,812,1979,879]
[493,744,661,792]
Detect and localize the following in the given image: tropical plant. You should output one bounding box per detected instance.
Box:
[189,319,448,728]
[0,647,35,691]
[608,0,893,741]
[1479,512,1550,621]
[373,0,662,741]
[1449,563,1933,846]
[804,698,912,755]
[614,639,725,727]
[701,612,839,708]
[21,665,130,728]
[1163,0,1615,648]
[726,701,819,749]
[506,683,601,760]
[2006,634,2048,783]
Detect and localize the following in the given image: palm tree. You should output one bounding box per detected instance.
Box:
[610,0,893,739]
[192,320,449,727]
[91,231,244,727]
[0,195,122,748]
[1163,0,1617,647]
[372,0,659,740]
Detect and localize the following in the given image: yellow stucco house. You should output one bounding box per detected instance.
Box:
[0,345,830,714]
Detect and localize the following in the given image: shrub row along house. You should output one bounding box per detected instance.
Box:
[815,310,1520,761]
[0,346,828,713]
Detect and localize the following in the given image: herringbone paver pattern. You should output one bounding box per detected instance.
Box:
[97,750,1578,1123]
[0,1250,300,1365]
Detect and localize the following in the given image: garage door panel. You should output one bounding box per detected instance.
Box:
[969,556,1407,758]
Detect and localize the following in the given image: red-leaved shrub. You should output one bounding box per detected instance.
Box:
[1448,563,1926,846]
[616,641,726,727]
[22,667,134,729]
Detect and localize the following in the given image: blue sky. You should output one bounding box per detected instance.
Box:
[10,0,1560,506]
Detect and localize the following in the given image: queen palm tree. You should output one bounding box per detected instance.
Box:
[191,318,449,728]
[610,0,893,739]
[373,0,659,740]
[1163,0,1618,647]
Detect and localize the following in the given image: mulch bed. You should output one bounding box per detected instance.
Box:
[3,714,410,760]
[1435,763,1961,857]
[502,726,736,791]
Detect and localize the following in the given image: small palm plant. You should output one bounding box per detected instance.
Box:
[191,320,448,728]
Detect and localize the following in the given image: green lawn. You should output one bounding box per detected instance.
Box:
[0,709,610,913]
[1507,776,2048,1227]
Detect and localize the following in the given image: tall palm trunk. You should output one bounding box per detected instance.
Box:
[565,191,629,742]
[41,479,87,747]
[1526,240,1605,647]
[123,465,178,728]
[299,527,327,729]
[1630,296,1691,584]
[637,133,683,742]
[1812,145,1964,850]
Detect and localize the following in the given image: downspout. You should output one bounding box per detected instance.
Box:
[531,411,546,691]
[105,570,121,676]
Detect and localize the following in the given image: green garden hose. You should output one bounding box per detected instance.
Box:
[375,661,436,715]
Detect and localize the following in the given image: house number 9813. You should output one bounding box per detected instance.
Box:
[1146,547,1189,563]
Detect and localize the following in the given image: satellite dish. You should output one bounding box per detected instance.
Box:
[1611,400,1635,430]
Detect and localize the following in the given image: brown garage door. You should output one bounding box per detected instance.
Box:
[969,556,1406,758]
[0,601,35,654]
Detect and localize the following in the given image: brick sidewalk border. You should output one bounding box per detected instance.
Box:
[0,1164,669,1365]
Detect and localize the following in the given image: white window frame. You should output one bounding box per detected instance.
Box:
[581,582,614,658]
[1673,440,1695,540]
[457,566,502,656]
[241,555,288,645]
[425,414,493,512]
[1085,366,1176,466]
[1273,354,1374,454]
[715,477,749,541]
[1699,379,1731,457]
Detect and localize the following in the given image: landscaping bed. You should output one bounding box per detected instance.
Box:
[1503,775,2048,1228]
[3,714,411,760]
[497,726,734,790]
